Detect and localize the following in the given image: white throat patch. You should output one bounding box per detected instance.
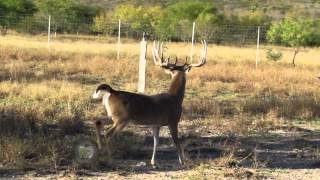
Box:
[102,93,112,117]
[92,90,112,117]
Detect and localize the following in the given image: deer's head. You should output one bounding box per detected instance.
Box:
[152,40,207,77]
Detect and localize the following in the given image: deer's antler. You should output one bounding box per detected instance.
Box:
[152,40,207,71]
[188,40,207,68]
[152,41,169,67]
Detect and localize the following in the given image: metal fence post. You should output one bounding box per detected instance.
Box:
[138,33,147,93]
[255,26,260,68]
[190,21,195,63]
[117,19,121,60]
[47,15,51,48]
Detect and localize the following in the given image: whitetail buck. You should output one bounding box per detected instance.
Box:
[92,40,207,166]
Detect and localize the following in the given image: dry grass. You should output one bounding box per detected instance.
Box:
[2,34,320,65]
[0,34,320,173]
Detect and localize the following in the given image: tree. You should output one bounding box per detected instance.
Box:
[156,1,222,41]
[239,11,270,26]
[0,0,37,36]
[92,11,115,35]
[305,20,320,47]
[267,18,312,66]
[35,0,100,33]
[196,5,225,42]
[0,1,6,13]
[93,4,162,38]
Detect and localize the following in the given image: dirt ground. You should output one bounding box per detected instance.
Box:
[1,120,319,180]
[3,167,320,180]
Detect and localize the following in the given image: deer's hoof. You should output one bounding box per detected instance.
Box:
[151,160,158,168]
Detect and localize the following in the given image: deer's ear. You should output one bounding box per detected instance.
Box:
[185,66,192,74]
[164,69,174,75]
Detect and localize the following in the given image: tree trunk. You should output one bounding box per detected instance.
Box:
[292,48,299,67]
[0,26,8,36]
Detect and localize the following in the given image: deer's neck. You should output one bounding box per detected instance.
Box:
[168,71,186,104]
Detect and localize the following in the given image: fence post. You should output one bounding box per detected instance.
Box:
[255,26,260,68]
[190,21,196,63]
[117,19,121,60]
[138,33,147,93]
[47,15,51,48]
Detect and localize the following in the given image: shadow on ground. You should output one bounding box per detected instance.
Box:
[98,125,320,173]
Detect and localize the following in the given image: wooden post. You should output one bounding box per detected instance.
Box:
[255,26,260,68]
[138,33,147,93]
[190,22,195,63]
[117,19,121,60]
[47,15,51,48]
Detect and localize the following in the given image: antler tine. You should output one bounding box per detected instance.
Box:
[153,41,170,67]
[152,41,160,65]
[200,40,207,64]
[189,40,207,67]
[153,41,163,65]
[160,42,171,65]
[160,42,163,59]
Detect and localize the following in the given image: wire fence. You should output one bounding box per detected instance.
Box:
[0,13,268,45]
[3,13,319,67]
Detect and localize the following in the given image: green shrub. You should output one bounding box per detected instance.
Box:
[266,48,283,61]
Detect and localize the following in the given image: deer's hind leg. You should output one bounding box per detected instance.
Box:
[95,117,128,150]
[105,118,128,140]
[101,118,129,156]
[169,123,184,165]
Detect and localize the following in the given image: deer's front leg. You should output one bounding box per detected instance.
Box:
[95,120,104,150]
[95,116,115,149]
[151,126,160,167]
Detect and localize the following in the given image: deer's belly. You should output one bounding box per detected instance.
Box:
[130,117,169,126]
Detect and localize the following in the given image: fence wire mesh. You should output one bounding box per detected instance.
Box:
[1,12,319,67]
[0,13,269,45]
